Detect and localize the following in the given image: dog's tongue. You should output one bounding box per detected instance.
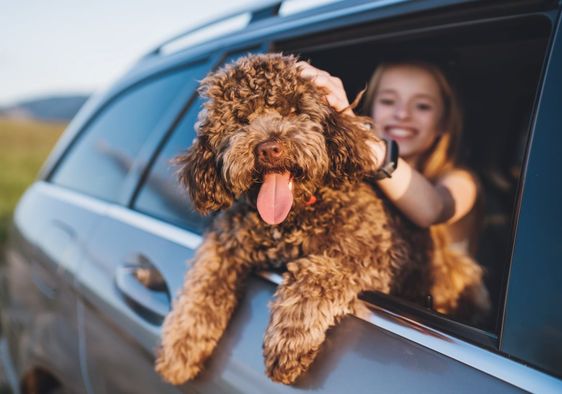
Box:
[257,172,293,225]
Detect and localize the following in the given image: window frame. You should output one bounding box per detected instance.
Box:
[270,8,557,348]
[46,56,215,206]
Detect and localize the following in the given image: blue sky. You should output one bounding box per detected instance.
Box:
[0,0,260,106]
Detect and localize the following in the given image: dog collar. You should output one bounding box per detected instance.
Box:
[305,195,317,206]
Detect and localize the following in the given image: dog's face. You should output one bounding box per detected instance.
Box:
[176,54,379,224]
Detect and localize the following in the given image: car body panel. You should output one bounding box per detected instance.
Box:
[1,182,106,393]
[76,209,195,394]
[77,205,521,393]
[501,9,562,379]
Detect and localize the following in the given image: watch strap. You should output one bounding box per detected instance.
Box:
[372,139,399,180]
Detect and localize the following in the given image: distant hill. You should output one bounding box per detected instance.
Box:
[0,94,89,122]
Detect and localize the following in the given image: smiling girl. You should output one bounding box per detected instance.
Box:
[300,60,480,256]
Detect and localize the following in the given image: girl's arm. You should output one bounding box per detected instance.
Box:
[374,151,477,227]
[298,61,477,228]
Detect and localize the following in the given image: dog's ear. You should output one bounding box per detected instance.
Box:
[174,134,233,214]
[323,111,380,187]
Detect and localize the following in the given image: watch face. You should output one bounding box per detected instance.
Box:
[388,139,399,170]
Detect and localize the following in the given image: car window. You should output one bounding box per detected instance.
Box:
[134,96,209,233]
[50,66,202,202]
[133,48,263,233]
[276,14,552,336]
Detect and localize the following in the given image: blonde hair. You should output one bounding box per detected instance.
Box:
[363,61,484,258]
[363,61,463,180]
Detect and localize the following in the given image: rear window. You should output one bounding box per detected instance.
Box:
[50,67,200,202]
[134,96,210,233]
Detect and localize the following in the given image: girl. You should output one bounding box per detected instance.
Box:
[299,60,480,256]
[299,60,490,318]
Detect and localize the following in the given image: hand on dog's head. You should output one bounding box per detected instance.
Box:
[175,53,380,224]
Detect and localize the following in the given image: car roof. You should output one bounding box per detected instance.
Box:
[39,0,553,181]
[116,0,471,88]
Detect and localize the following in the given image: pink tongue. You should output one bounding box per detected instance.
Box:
[257,172,293,225]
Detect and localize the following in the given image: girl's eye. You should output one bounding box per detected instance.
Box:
[378,98,395,106]
[415,102,433,111]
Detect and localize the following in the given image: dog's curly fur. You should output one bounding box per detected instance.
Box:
[155,53,490,385]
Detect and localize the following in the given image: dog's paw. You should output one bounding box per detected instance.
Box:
[263,339,318,384]
[155,345,202,385]
[265,350,316,385]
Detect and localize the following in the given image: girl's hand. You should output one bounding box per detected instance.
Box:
[297,61,353,115]
[298,61,386,168]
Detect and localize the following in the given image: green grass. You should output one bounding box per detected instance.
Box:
[0,117,65,248]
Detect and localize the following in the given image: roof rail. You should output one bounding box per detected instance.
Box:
[145,1,282,58]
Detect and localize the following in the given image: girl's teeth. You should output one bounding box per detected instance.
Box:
[389,128,414,137]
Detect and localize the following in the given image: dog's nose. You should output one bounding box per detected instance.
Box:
[256,141,284,163]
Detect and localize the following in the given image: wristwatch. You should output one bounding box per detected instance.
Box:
[372,139,399,180]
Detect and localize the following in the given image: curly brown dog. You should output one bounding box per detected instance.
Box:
[155,53,490,385]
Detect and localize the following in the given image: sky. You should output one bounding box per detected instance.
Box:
[0,0,262,106]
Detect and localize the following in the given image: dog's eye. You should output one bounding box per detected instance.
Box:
[232,108,251,125]
[237,116,250,125]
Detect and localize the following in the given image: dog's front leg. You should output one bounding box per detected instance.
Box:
[263,255,360,384]
[155,233,250,384]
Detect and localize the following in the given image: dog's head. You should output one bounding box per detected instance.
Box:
[176,53,380,224]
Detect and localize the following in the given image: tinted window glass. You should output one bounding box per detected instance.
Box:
[51,67,198,202]
[134,97,210,233]
[134,49,263,233]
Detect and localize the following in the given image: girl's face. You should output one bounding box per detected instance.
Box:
[372,65,445,164]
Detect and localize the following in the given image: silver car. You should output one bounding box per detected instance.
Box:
[1,0,561,393]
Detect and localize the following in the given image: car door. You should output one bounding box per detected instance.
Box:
[74,57,217,394]
[3,180,104,393]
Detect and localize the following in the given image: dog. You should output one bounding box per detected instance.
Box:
[155,53,490,385]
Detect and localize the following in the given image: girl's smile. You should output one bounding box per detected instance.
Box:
[383,124,419,141]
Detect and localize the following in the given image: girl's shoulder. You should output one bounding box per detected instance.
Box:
[438,166,479,185]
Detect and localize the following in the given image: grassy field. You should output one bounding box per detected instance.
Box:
[0,117,66,249]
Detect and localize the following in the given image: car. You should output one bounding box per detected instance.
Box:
[1,0,561,392]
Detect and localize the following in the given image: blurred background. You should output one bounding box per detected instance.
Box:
[0,0,267,252]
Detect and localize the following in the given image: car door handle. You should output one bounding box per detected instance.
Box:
[115,254,171,325]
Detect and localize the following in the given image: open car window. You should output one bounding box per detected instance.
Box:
[274,13,552,338]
